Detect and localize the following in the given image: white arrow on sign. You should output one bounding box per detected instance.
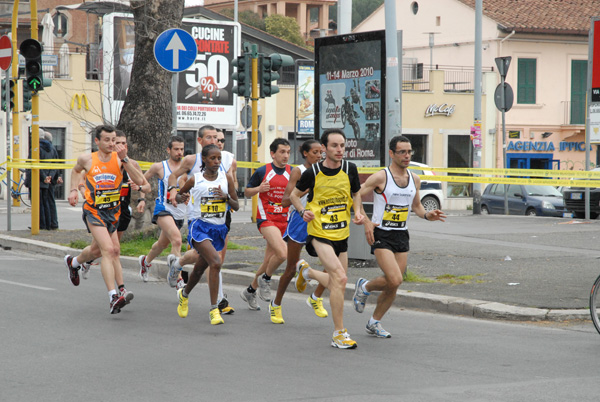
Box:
[165,32,186,70]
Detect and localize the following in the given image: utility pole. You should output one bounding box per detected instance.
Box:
[30,0,40,234]
[384,0,402,166]
[472,0,482,214]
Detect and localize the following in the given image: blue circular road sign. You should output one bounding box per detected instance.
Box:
[154,28,198,72]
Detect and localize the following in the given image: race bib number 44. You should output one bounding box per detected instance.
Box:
[382,204,408,228]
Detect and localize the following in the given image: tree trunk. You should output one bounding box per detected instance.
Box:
[117,0,185,233]
[117,0,185,163]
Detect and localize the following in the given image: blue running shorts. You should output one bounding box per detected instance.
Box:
[188,219,228,252]
[283,209,308,244]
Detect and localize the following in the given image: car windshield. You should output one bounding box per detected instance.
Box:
[524,185,562,197]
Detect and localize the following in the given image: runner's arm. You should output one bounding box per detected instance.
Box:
[226,173,239,211]
[281,167,302,208]
[229,159,239,191]
[68,154,90,206]
[169,155,194,206]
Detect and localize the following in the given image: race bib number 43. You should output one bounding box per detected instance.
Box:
[320,204,348,231]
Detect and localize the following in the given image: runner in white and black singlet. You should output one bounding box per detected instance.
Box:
[355,135,446,338]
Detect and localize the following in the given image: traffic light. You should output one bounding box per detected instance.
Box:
[232,54,250,98]
[259,53,294,98]
[19,39,44,92]
[1,79,15,111]
[22,82,32,112]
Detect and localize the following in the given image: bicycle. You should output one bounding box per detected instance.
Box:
[0,167,31,207]
[590,275,600,334]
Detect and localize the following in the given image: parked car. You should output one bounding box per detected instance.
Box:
[410,162,444,211]
[481,183,568,217]
[563,167,600,219]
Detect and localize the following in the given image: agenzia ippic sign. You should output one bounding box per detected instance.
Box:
[102,13,241,128]
[314,31,386,167]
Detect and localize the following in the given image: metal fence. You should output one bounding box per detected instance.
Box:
[401,64,494,93]
[38,44,102,80]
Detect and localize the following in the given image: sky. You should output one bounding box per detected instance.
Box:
[184,0,204,6]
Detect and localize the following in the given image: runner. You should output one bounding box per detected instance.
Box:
[167,126,235,313]
[175,144,239,324]
[240,138,291,311]
[355,135,445,337]
[290,129,365,349]
[69,130,150,280]
[269,139,327,324]
[65,124,145,314]
[137,136,187,288]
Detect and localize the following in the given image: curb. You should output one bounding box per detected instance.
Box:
[0,233,589,322]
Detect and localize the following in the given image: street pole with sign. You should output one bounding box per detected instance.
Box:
[494,56,513,215]
[0,35,12,230]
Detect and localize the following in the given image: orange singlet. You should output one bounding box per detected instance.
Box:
[82,151,123,231]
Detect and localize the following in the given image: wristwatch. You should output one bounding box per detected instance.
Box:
[121,157,129,163]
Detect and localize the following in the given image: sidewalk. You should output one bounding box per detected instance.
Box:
[1,204,597,322]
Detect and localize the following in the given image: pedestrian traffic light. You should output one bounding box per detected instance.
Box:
[232,54,250,98]
[1,79,15,111]
[258,53,294,98]
[19,39,44,92]
[22,82,32,112]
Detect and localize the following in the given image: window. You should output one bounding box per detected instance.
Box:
[447,135,472,198]
[403,134,427,164]
[571,60,587,124]
[177,130,197,156]
[517,58,536,104]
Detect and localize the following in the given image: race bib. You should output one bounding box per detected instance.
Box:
[320,203,348,231]
[200,197,226,218]
[267,201,285,215]
[95,189,120,209]
[382,204,408,228]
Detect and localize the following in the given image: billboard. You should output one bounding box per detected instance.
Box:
[296,61,314,135]
[315,31,386,167]
[102,13,241,128]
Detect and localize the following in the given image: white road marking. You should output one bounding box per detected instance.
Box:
[0,279,55,290]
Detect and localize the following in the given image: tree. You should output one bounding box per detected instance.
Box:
[329,0,384,29]
[117,0,185,164]
[220,9,266,31]
[265,14,306,48]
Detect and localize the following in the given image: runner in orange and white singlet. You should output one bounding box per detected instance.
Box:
[65,125,145,315]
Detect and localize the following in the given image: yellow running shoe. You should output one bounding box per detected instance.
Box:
[210,307,224,325]
[177,288,188,318]
[295,259,310,293]
[269,303,285,324]
[306,296,328,318]
[331,329,357,349]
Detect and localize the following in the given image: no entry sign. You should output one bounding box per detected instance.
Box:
[0,35,12,71]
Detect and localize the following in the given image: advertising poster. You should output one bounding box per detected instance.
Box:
[315,31,386,167]
[103,13,240,128]
[296,62,314,135]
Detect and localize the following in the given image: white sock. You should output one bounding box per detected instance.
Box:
[271,300,279,307]
[72,256,81,268]
[174,257,182,270]
[302,267,311,281]
[218,271,224,301]
[361,281,370,295]
[311,292,319,301]
[108,289,117,301]
[368,316,378,326]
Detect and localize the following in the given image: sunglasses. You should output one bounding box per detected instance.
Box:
[218,139,226,143]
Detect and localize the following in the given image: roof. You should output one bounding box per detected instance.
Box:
[457,0,599,35]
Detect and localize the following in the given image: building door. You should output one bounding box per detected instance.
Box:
[571,60,587,125]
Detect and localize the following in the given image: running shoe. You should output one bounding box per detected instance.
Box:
[64,255,80,286]
[177,288,188,318]
[295,259,310,293]
[269,303,284,324]
[257,275,271,302]
[331,329,357,349]
[120,288,134,305]
[210,307,224,325]
[353,278,368,313]
[109,294,126,314]
[81,261,92,280]
[176,277,185,291]
[240,288,261,310]
[306,296,328,318]
[138,255,150,282]
[166,254,180,288]
[218,296,235,315]
[365,321,391,338]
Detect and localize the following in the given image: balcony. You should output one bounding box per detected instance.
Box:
[401,64,494,93]
[39,43,102,81]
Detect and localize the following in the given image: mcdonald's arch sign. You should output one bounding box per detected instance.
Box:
[71,93,89,110]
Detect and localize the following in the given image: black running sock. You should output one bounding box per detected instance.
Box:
[262,274,271,281]
[247,285,256,293]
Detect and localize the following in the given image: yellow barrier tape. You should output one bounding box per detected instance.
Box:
[419,166,600,178]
